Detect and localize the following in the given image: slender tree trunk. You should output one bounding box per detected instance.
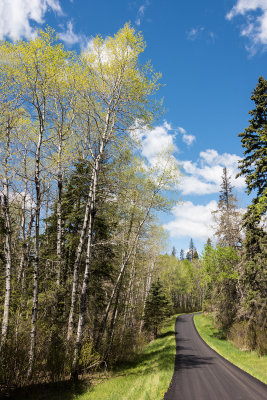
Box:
[67,167,97,340]
[121,247,137,337]
[67,108,112,341]
[95,255,128,349]
[105,290,120,360]
[18,209,34,290]
[18,154,31,286]
[0,133,12,349]
[139,257,155,333]
[96,209,152,348]
[95,213,135,348]
[45,185,50,246]
[56,136,63,285]
[71,158,98,379]
[27,121,43,380]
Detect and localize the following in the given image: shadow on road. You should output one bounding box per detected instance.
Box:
[174,354,214,371]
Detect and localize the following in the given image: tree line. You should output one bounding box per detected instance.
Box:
[0,24,182,389]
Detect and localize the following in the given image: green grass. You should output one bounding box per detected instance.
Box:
[77,315,177,400]
[11,315,177,400]
[194,313,267,385]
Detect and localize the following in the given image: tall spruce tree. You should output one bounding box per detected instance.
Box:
[186,238,195,262]
[235,77,267,354]
[212,167,242,248]
[237,76,267,223]
[171,246,176,257]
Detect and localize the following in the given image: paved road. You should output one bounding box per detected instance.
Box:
[163,314,267,400]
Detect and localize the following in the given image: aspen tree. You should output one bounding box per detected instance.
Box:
[1,28,72,378]
[0,114,13,349]
[69,24,163,378]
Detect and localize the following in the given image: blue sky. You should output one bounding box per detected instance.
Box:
[1,0,266,254]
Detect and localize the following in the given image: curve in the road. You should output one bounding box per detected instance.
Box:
[163,314,267,400]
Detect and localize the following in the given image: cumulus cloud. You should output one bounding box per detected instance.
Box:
[132,123,245,197]
[163,200,217,240]
[178,127,196,146]
[178,149,246,195]
[0,0,62,41]
[133,121,177,166]
[226,0,267,53]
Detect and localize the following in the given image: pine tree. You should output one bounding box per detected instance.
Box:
[212,167,242,248]
[171,246,176,257]
[143,279,171,338]
[186,238,195,262]
[180,249,184,261]
[237,76,267,223]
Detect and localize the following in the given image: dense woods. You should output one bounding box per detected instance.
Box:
[0,24,184,389]
[0,20,266,396]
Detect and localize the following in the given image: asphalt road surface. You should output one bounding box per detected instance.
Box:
[163,314,267,400]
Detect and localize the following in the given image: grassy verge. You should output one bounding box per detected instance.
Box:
[11,315,177,400]
[77,314,177,400]
[194,313,267,385]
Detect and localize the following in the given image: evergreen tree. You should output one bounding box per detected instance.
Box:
[235,77,267,353]
[171,246,176,257]
[219,167,233,210]
[237,76,267,223]
[143,279,171,338]
[186,238,195,262]
[180,249,184,261]
[193,249,199,260]
[212,167,242,248]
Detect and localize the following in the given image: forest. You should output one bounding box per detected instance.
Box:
[0,23,266,395]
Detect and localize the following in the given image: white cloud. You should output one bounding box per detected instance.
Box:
[187,26,204,40]
[0,0,62,41]
[180,176,219,195]
[226,0,267,52]
[178,126,196,146]
[134,121,177,166]
[178,149,246,195]
[183,134,195,146]
[132,124,245,197]
[135,0,150,26]
[163,200,217,240]
[209,31,216,41]
[58,21,79,45]
[178,126,186,135]
[58,21,89,49]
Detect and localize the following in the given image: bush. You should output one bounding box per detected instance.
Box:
[256,329,267,356]
[228,321,254,350]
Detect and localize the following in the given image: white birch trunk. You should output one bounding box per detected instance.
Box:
[67,167,97,340]
[71,155,99,378]
[0,132,12,349]
[56,136,63,286]
[67,109,112,341]
[27,119,43,380]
